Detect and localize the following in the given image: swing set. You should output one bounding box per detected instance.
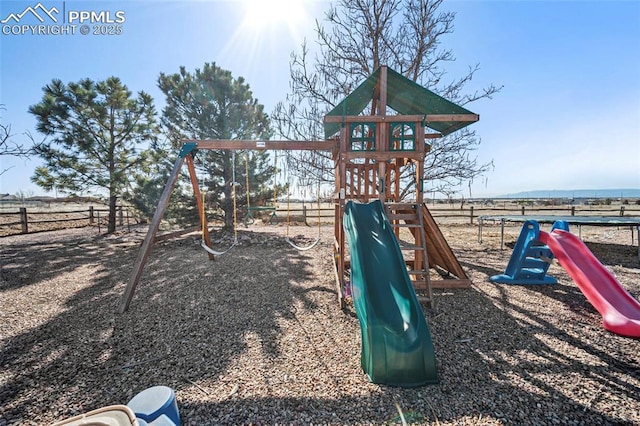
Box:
[119,65,480,313]
[199,150,322,255]
[198,152,240,257]
[243,153,278,227]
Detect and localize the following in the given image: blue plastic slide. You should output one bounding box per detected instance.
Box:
[490,220,568,285]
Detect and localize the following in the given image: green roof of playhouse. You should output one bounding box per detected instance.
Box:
[324,66,477,139]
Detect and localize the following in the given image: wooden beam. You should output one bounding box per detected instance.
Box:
[325,115,425,123]
[431,279,472,289]
[324,114,479,124]
[119,155,186,313]
[421,204,469,280]
[185,139,336,151]
[343,151,425,161]
[425,114,479,122]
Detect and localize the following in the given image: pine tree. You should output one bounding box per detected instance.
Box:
[29,77,159,233]
[158,63,273,229]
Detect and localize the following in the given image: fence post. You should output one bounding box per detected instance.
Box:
[89,206,95,224]
[126,209,131,232]
[302,205,308,226]
[118,206,124,226]
[19,207,28,234]
[521,205,525,215]
[470,206,474,224]
[620,206,625,217]
[97,211,101,233]
[571,206,575,216]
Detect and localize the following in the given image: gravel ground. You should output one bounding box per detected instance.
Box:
[1,220,639,425]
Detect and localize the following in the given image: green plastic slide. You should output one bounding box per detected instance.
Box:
[343,200,438,387]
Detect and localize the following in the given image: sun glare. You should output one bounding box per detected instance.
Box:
[217,0,313,78]
[241,0,309,35]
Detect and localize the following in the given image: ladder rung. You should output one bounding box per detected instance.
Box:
[390,223,421,228]
[412,279,429,288]
[387,213,417,221]
[399,244,425,251]
[386,202,417,210]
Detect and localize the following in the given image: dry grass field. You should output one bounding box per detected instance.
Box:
[1,208,639,425]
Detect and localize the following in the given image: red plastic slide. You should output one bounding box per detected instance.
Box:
[538,229,640,338]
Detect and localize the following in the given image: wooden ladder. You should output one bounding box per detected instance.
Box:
[385,203,434,306]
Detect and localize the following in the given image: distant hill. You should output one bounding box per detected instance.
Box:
[500,189,640,199]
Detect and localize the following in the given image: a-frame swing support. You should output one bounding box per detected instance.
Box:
[119,140,335,313]
[120,143,196,313]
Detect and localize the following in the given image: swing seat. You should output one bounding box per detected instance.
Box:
[286,237,320,251]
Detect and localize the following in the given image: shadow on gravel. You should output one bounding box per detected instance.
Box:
[0,230,318,424]
[582,241,639,269]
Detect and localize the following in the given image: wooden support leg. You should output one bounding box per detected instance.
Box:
[185,154,214,260]
[119,155,187,313]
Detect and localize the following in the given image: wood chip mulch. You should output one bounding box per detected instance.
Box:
[1,223,639,425]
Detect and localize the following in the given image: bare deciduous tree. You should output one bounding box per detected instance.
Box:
[272,0,501,198]
[0,105,36,176]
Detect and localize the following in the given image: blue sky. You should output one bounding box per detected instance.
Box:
[1,0,639,198]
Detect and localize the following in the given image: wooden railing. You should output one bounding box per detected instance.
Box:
[0,205,133,237]
[2,201,637,237]
[427,204,640,224]
[247,203,640,226]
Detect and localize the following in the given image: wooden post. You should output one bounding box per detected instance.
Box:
[379,66,388,116]
[363,162,370,201]
[118,206,124,226]
[470,206,474,224]
[119,154,187,313]
[521,205,525,215]
[415,123,425,205]
[89,206,95,224]
[337,144,347,301]
[414,204,424,275]
[415,158,424,205]
[378,161,386,203]
[571,206,575,216]
[19,207,28,234]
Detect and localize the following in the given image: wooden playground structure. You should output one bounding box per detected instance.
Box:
[119,66,479,313]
